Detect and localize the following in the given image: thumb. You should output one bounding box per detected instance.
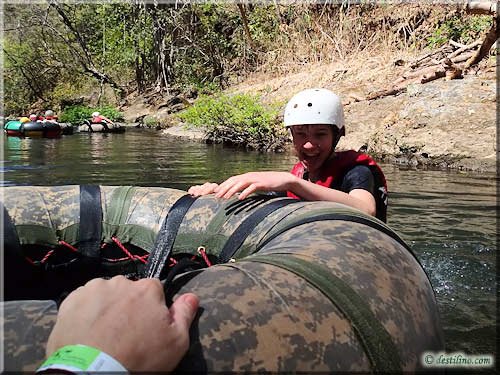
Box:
[170,293,199,329]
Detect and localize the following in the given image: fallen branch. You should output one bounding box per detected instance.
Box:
[451,50,477,64]
[410,44,450,68]
[447,40,482,59]
[449,39,467,49]
[400,65,444,81]
[367,12,496,101]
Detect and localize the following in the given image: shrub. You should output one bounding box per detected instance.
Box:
[178,93,288,152]
[59,105,124,124]
[426,15,493,48]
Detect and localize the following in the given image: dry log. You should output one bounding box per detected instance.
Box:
[420,67,446,83]
[401,65,445,81]
[452,51,477,64]
[368,22,494,101]
[410,56,441,69]
[368,64,449,100]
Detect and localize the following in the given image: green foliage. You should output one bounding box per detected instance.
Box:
[59,106,92,124]
[178,93,288,152]
[144,116,159,127]
[97,106,124,121]
[426,15,492,48]
[59,105,123,124]
[247,6,280,47]
[4,3,495,119]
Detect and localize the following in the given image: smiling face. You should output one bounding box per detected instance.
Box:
[291,124,335,177]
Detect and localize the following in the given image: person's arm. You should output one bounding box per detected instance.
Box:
[41,276,199,373]
[287,178,376,216]
[188,168,377,216]
[101,115,114,125]
[190,170,376,216]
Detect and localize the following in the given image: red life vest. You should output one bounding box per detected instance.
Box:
[45,115,57,121]
[287,150,388,222]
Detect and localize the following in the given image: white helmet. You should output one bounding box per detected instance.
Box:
[284,88,345,131]
[45,109,54,117]
[92,112,100,117]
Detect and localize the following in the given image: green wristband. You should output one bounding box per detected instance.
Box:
[37,344,128,373]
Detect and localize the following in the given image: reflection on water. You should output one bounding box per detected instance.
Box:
[2,130,497,356]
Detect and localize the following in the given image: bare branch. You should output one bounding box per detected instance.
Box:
[48,0,125,97]
[3,48,47,102]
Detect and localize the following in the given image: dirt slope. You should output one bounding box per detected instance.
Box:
[123,56,497,173]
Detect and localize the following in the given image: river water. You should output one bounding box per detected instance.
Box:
[2,129,497,358]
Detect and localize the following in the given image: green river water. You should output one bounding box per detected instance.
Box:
[2,129,497,359]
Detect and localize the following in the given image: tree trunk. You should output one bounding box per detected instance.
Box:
[133,3,145,93]
[464,19,499,69]
[237,2,255,50]
[147,3,172,92]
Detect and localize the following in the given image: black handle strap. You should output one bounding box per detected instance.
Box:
[78,185,102,258]
[2,201,23,257]
[217,198,299,263]
[143,194,197,279]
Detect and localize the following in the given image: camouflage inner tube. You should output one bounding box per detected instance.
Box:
[4,120,62,138]
[1,185,444,372]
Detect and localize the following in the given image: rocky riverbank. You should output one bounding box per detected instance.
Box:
[342,76,497,172]
[121,63,496,173]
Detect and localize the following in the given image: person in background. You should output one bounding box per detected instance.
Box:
[29,114,37,122]
[188,88,388,222]
[44,110,58,123]
[37,276,199,373]
[91,111,114,126]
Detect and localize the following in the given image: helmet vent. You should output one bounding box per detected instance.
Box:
[307,103,312,107]
[293,104,298,108]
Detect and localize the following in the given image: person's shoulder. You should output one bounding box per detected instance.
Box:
[345,164,372,176]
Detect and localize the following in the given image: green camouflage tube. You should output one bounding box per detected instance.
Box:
[1,185,443,372]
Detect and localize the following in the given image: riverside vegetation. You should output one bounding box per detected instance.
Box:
[3,2,497,171]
